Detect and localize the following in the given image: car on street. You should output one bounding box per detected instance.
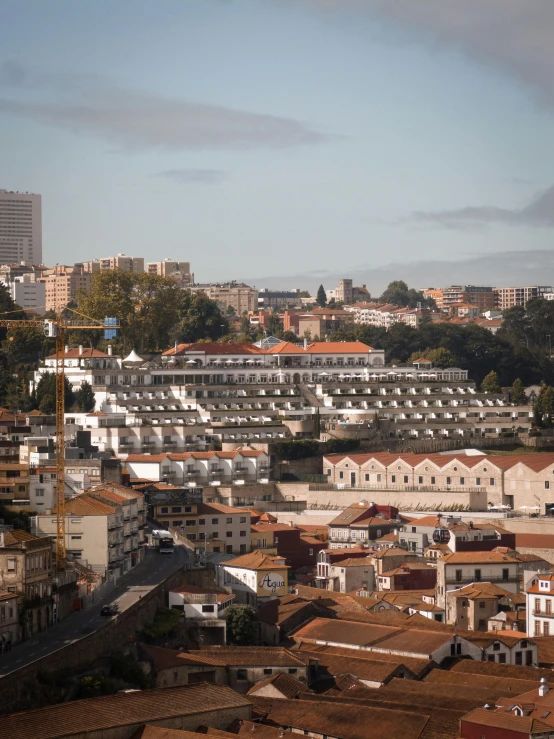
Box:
[100,605,116,617]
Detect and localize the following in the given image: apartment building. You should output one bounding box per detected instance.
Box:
[1,273,46,313]
[422,286,495,311]
[436,551,520,608]
[217,550,289,605]
[250,522,326,570]
[527,573,554,638]
[398,514,515,555]
[0,590,19,646]
[296,309,355,339]
[345,303,423,329]
[0,189,42,266]
[32,494,127,579]
[153,499,251,555]
[123,450,269,484]
[84,254,144,273]
[190,282,258,314]
[41,264,92,311]
[147,259,192,285]
[0,461,30,508]
[494,285,552,310]
[88,485,145,569]
[0,528,53,638]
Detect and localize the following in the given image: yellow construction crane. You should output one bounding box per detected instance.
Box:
[0,309,119,570]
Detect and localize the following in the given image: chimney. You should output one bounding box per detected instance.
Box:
[79,345,83,355]
[539,677,549,696]
[65,345,69,353]
[107,345,113,356]
[175,340,179,355]
[303,337,308,350]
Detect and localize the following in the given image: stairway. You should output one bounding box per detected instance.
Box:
[296,382,324,408]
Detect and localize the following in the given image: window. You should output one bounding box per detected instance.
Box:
[212,532,218,539]
[71,535,81,540]
[275,537,279,544]
[237,669,247,680]
[186,520,195,527]
[475,569,482,582]
[288,668,297,674]
[515,651,522,665]
[547,601,552,615]
[535,598,541,614]
[493,642,500,651]
[460,477,465,485]
[198,519,205,525]
[171,506,181,513]
[498,654,506,663]
[226,532,232,538]
[526,651,533,666]
[240,531,246,537]
[502,568,509,581]
[403,476,408,484]
[391,475,396,483]
[185,506,192,513]
[212,518,219,524]
[546,481,551,490]
[160,507,168,514]
[201,605,215,613]
[418,476,423,484]
[476,477,481,486]
[446,477,451,485]
[490,478,495,486]
[376,473,381,482]
[7,558,16,572]
[479,601,486,609]
[535,620,541,636]
[365,474,369,482]
[309,548,313,556]
[327,469,331,476]
[263,669,272,675]
[240,517,246,523]
[339,471,344,479]
[455,569,462,582]
[431,477,436,485]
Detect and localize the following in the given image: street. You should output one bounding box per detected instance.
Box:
[0,543,189,678]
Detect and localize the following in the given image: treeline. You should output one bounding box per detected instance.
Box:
[330,318,554,387]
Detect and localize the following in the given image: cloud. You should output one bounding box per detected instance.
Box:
[293,0,554,108]
[0,60,328,151]
[154,168,227,185]
[409,185,554,230]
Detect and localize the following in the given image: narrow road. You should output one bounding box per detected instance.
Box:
[0,543,189,678]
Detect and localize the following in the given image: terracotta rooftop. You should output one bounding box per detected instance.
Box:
[224,550,289,571]
[46,347,110,359]
[451,658,553,681]
[247,672,309,699]
[441,551,518,564]
[0,684,252,739]
[52,494,116,516]
[461,707,553,735]
[186,647,307,668]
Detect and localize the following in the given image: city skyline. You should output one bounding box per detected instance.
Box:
[1,1,553,288]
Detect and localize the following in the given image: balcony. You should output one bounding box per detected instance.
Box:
[533,609,554,618]
[449,575,518,585]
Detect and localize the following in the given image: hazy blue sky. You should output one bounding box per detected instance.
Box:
[1,0,553,290]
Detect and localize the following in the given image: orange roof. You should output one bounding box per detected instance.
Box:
[46,347,110,359]
[51,494,116,516]
[163,342,264,356]
[225,550,289,570]
[306,341,374,353]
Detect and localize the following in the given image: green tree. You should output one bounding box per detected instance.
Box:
[35,373,75,414]
[316,284,327,308]
[226,305,236,315]
[379,280,435,309]
[282,330,298,342]
[75,381,96,412]
[266,313,283,337]
[174,290,230,344]
[408,347,455,368]
[481,370,501,394]
[534,384,554,428]
[226,604,258,646]
[299,290,311,298]
[510,378,526,405]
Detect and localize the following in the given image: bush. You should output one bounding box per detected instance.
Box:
[140,608,182,643]
[275,439,320,460]
[324,438,361,454]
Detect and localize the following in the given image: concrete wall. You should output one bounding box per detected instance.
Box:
[0,564,194,714]
[302,488,487,511]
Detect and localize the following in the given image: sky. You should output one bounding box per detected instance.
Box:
[1,0,553,292]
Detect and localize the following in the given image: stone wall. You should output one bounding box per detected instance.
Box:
[0,565,193,714]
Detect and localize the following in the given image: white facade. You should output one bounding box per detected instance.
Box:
[0,190,42,266]
[527,574,554,638]
[1,274,45,313]
[437,556,520,608]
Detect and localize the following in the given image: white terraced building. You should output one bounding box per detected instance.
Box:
[33,341,533,451]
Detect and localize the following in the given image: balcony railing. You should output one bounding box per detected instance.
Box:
[533,609,554,618]
[449,575,518,585]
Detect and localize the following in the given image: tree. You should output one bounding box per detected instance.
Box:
[379,280,435,309]
[282,330,298,342]
[300,290,311,298]
[316,284,327,308]
[481,370,501,394]
[226,305,236,315]
[75,381,96,412]
[534,384,554,428]
[35,373,75,414]
[266,313,283,337]
[510,378,526,405]
[225,604,258,646]
[408,347,455,368]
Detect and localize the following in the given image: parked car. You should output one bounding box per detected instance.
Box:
[100,605,116,617]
